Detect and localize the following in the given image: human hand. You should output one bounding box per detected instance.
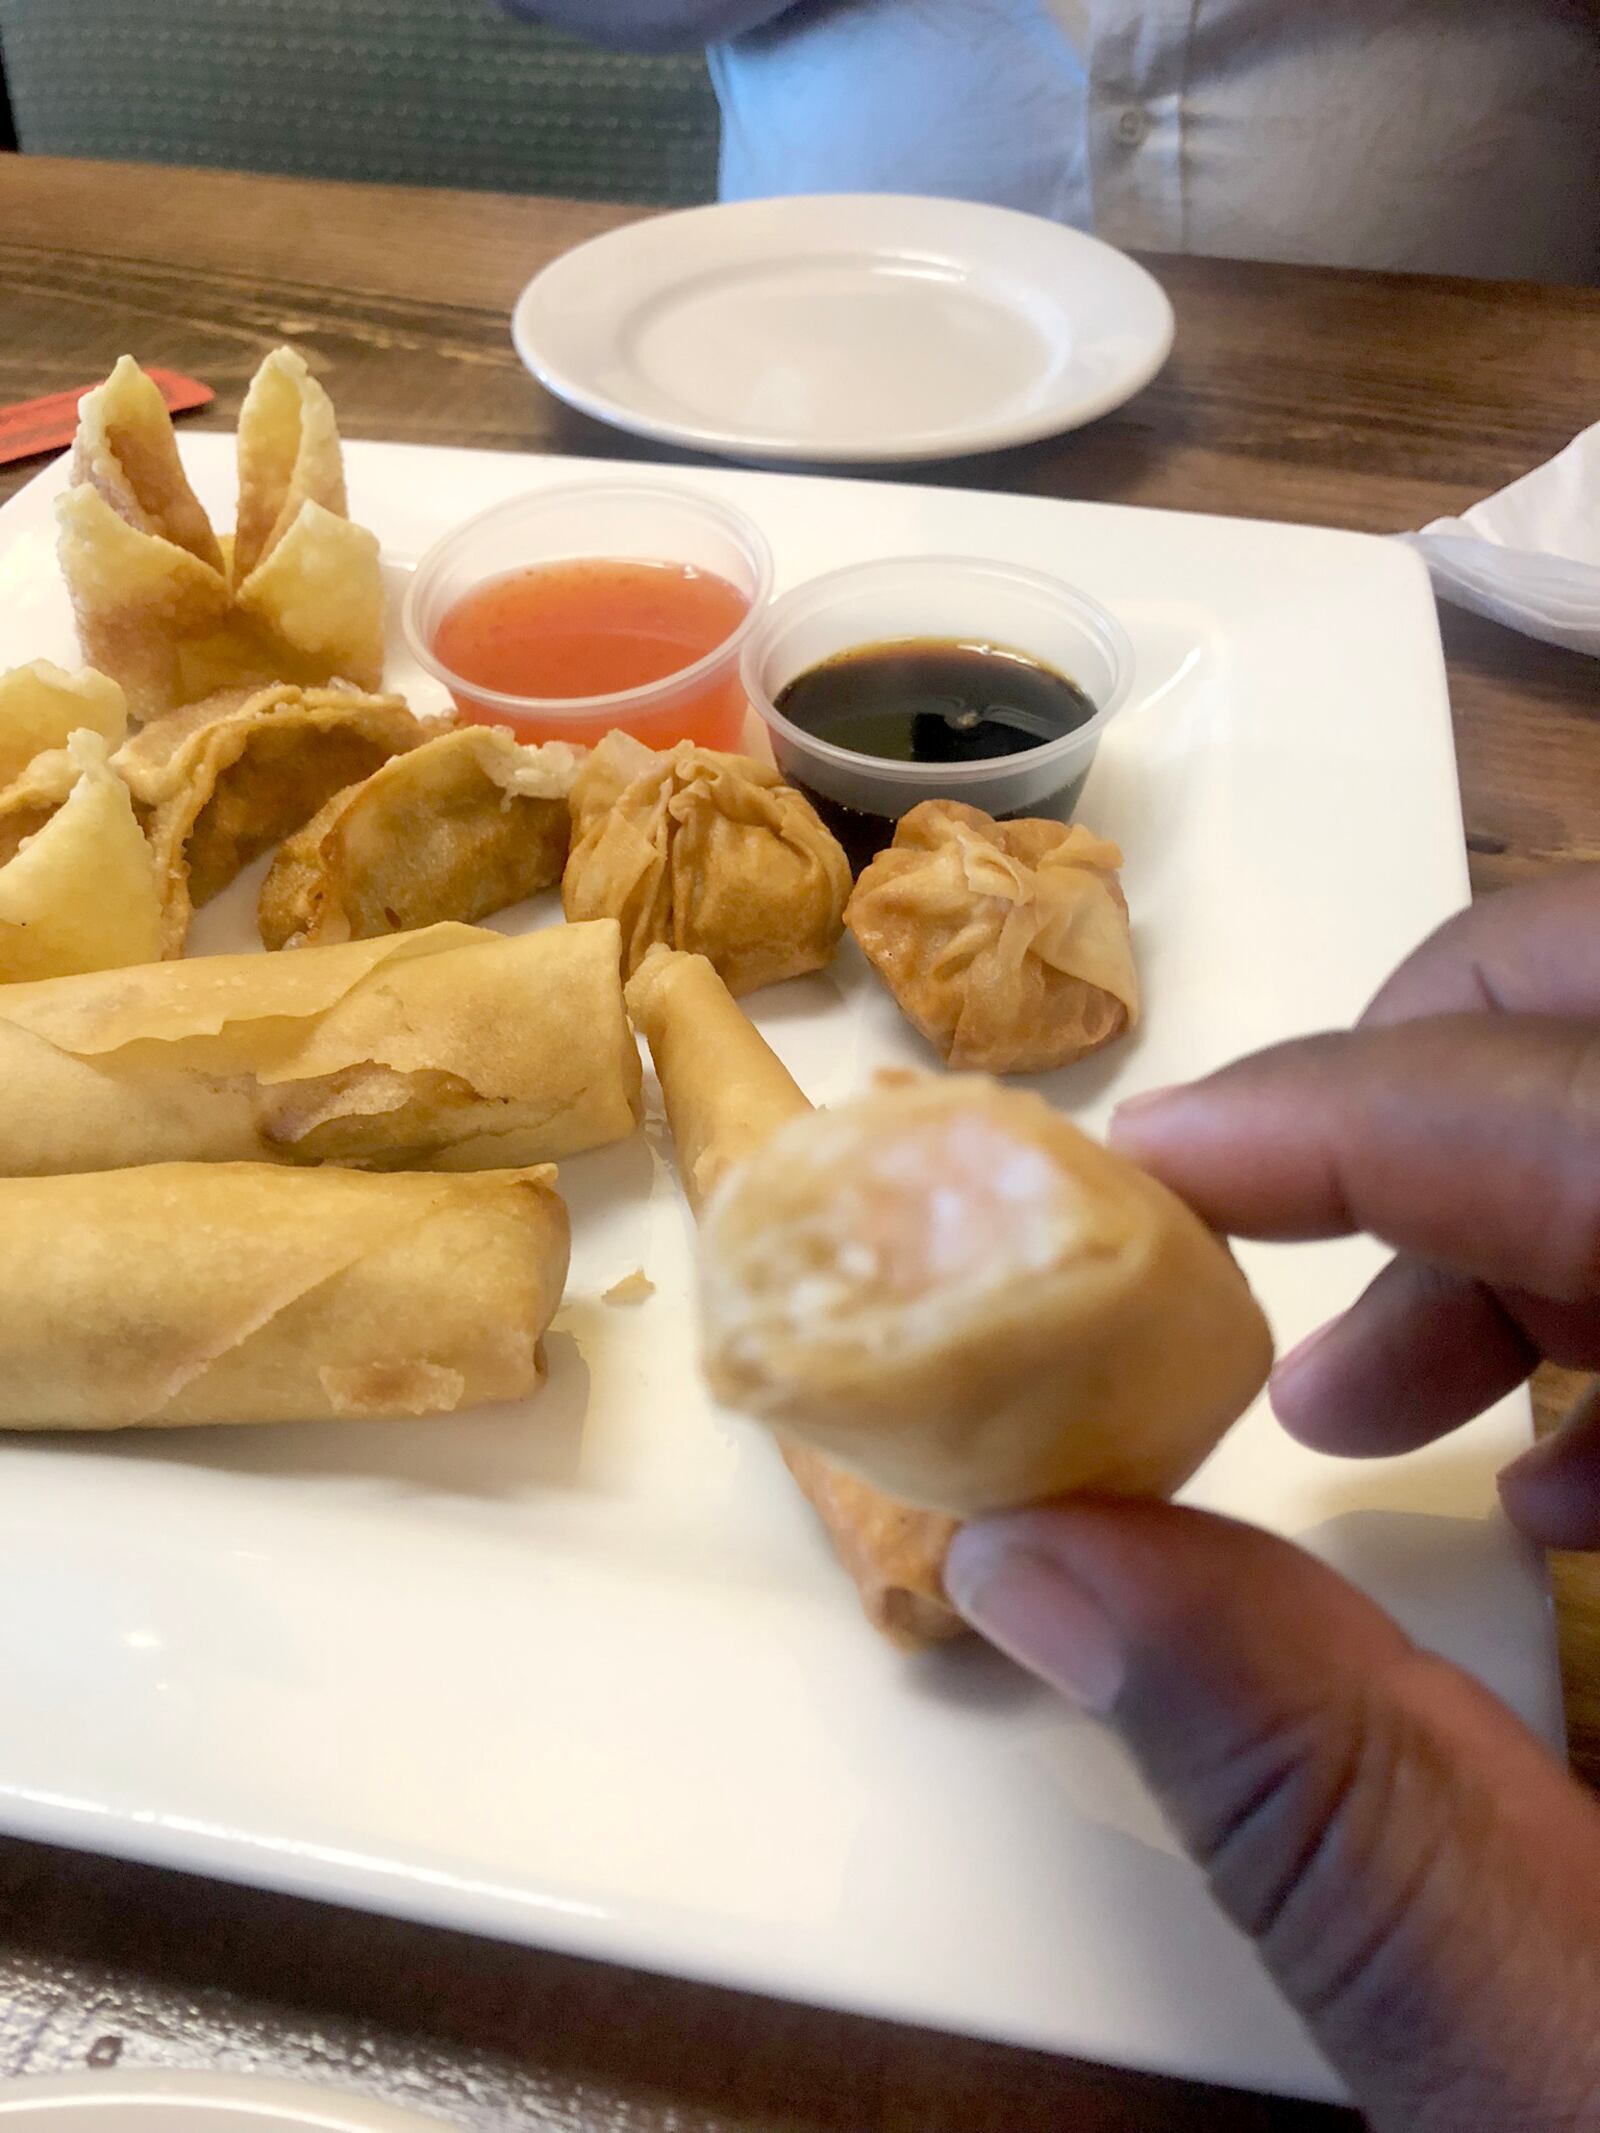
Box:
[945,867,1600,2131]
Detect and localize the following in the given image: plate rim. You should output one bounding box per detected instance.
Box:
[0,2071,457,2131]
[511,191,1176,464]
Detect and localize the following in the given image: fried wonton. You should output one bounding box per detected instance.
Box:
[845,799,1139,1074]
[0,746,78,867]
[0,730,162,982]
[258,724,579,950]
[0,661,127,788]
[56,350,385,721]
[116,682,438,956]
[562,729,851,995]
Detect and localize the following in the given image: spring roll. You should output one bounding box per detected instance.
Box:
[699,1076,1274,1519]
[624,945,962,1647]
[0,1162,567,1430]
[0,919,641,1177]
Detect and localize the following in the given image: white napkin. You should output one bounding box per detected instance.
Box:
[1400,419,1600,657]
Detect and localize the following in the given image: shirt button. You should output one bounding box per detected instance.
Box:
[1115,106,1149,146]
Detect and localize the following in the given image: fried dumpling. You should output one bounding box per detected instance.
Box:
[68,354,224,574]
[845,799,1139,1074]
[228,349,383,693]
[116,682,438,956]
[55,481,235,720]
[0,661,127,788]
[56,350,385,720]
[0,747,76,868]
[0,730,162,982]
[232,343,349,581]
[258,724,579,950]
[562,729,851,995]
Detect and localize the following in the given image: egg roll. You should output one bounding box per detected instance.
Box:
[625,945,961,1647]
[0,1161,567,1431]
[0,919,641,1177]
[700,1076,1275,1519]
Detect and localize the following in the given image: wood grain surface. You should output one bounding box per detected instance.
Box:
[3,153,1599,2131]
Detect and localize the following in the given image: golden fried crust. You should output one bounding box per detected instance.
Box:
[846,798,1139,1074]
[565,730,851,995]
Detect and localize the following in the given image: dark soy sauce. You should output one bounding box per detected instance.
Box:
[774,637,1099,870]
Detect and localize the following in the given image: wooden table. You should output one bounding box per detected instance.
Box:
[2,153,1598,2132]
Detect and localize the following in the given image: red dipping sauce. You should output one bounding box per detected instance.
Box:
[432,558,752,749]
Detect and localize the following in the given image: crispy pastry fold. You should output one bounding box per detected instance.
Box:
[0,1161,568,1431]
[0,919,641,1176]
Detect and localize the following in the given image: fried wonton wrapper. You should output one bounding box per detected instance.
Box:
[259,726,579,950]
[846,799,1139,1073]
[565,731,851,995]
[0,919,641,1177]
[625,944,961,1647]
[0,745,76,867]
[0,731,163,982]
[0,1162,568,1431]
[115,682,437,956]
[56,350,385,720]
[701,1076,1274,1519]
[0,661,126,787]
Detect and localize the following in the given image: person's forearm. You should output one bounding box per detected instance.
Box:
[497,0,800,53]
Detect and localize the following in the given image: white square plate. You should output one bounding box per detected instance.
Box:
[0,438,1560,2105]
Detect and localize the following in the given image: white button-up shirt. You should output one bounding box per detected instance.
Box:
[709,0,1600,282]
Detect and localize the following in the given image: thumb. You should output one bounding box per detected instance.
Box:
[944,1502,1600,2132]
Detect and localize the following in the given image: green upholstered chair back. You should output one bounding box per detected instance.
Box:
[0,0,719,204]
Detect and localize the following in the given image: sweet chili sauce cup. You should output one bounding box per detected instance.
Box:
[401,482,774,750]
[740,555,1135,868]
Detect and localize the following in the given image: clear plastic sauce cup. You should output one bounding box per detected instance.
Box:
[402,483,774,751]
[741,556,1134,864]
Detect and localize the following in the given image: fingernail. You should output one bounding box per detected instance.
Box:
[945,1525,1126,1713]
[1271,1314,1338,1396]
[1107,1085,1180,1142]
[1499,1431,1557,1484]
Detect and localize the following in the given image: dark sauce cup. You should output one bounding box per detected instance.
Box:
[740,557,1135,869]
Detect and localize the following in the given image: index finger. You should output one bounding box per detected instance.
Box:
[1363,866,1600,1027]
[1109,1012,1600,1300]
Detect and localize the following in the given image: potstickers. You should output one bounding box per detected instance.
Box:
[56,350,385,720]
[259,726,579,950]
[846,800,1139,1074]
[563,730,852,995]
[115,682,437,956]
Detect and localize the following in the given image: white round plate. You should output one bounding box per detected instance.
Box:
[0,2073,457,2133]
[512,193,1174,464]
